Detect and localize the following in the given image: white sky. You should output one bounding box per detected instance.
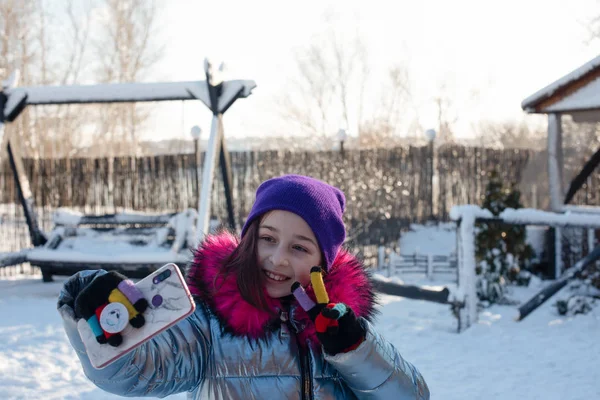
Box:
[135,0,600,141]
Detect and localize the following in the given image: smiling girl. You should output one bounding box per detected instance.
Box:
[58,174,430,399]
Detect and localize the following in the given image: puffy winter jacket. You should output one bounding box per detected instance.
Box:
[57,233,430,399]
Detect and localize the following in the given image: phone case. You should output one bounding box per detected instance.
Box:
[77,263,196,369]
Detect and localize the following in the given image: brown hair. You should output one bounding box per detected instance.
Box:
[215,218,272,313]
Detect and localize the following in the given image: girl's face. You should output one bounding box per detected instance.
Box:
[257,210,322,298]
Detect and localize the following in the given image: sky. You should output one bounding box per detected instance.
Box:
[133,0,600,142]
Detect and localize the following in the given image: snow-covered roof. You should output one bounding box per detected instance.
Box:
[542,76,600,112]
[4,79,256,116]
[521,54,600,113]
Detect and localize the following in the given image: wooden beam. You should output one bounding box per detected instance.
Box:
[548,113,564,212]
[195,115,221,244]
[218,116,236,231]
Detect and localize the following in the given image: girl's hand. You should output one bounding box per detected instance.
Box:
[291,267,366,355]
[74,271,149,347]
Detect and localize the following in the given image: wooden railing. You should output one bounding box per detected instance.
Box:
[377,247,458,282]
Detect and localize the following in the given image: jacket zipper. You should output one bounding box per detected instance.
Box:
[298,343,313,400]
[280,306,313,400]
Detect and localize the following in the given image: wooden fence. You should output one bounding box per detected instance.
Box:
[1,144,598,274]
[377,246,458,282]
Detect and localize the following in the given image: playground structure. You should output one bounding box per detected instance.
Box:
[0,60,255,281]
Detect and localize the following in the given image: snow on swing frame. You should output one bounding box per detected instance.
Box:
[0,60,256,281]
[450,205,600,332]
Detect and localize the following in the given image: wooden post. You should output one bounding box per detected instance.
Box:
[548,113,564,278]
[554,227,562,279]
[427,254,433,280]
[548,113,564,212]
[196,115,220,244]
[589,228,595,260]
[390,252,397,277]
[5,130,46,248]
[218,115,236,231]
[378,245,385,270]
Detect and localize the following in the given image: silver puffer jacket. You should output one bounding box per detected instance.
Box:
[58,233,430,399]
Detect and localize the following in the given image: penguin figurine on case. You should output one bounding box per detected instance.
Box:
[75,271,149,347]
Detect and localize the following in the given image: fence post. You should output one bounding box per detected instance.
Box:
[378,245,386,271]
[427,254,433,280]
[589,229,598,267]
[554,227,562,279]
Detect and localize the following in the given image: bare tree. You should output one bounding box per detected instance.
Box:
[34,0,94,159]
[92,0,163,157]
[0,0,37,156]
[278,27,370,148]
[278,19,422,150]
[358,65,416,148]
[473,120,546,149]
[0,0,96,159]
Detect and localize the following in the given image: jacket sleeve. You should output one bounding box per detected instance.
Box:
[57,269,211,397]
[323,319,430,400]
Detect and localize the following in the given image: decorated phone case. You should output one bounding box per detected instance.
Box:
[77,263,196,369]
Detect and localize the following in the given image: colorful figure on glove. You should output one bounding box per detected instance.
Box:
[75,271,149,347]
[292,266,366,355]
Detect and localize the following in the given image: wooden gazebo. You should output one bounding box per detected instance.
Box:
[521,55,600,213]
[522,55,600,277]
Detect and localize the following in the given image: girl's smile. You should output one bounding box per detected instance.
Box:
[257,210,323,298]
[262,269,291,282]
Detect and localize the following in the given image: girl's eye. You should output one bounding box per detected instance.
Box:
[260,236,275,243]
[293,245,308,253]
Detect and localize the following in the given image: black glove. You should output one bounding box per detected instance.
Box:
[74,271,148,347]
[291,267,366,355]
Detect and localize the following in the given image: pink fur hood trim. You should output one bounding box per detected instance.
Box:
[185,232,377,345]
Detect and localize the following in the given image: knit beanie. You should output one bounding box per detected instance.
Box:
[241,174,346,270]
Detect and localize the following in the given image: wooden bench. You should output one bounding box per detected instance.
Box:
[27,208,203,282]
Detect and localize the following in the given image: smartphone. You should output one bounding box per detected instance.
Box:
[77,263,196,369]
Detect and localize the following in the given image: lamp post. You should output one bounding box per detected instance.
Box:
[425,129,436,220]
[190,125,202,207]
[338,128,348,157]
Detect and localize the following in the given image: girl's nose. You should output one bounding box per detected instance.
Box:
[271,246,289,267]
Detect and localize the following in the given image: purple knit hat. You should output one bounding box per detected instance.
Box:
[241,174,346,270]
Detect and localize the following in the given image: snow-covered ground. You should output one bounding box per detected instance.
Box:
[398,221,547,260]
[1,271,598,400]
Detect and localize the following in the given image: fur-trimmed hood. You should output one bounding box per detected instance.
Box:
[186,232,377,346]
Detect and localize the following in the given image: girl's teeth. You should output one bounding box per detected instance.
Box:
[265,271,287,281]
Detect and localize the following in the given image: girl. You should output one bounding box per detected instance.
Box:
[58,174,430,399]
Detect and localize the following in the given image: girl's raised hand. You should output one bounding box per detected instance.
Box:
[291,267,366,355]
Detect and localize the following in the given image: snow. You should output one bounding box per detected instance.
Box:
[500,208,600,228]
[5,79,256,114]
[398,222,457,256]
[398,222,546,262]
[449,204,494,221]
[521,54,600,111]
[450,205,490,328]
[23,209,199,264]
[562,205,600,214]
[0,249,29,267]
[1,273,599,400]
[52,208,83,226]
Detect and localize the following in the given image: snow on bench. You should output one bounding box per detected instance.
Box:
[27,208,203,281]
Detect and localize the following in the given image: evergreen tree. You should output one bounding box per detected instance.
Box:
[476,170,535,280]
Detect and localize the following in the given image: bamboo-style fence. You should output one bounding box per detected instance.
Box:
[1,144,598,272]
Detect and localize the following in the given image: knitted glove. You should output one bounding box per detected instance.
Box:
[291,266,366,355]
[74,271,148,347]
